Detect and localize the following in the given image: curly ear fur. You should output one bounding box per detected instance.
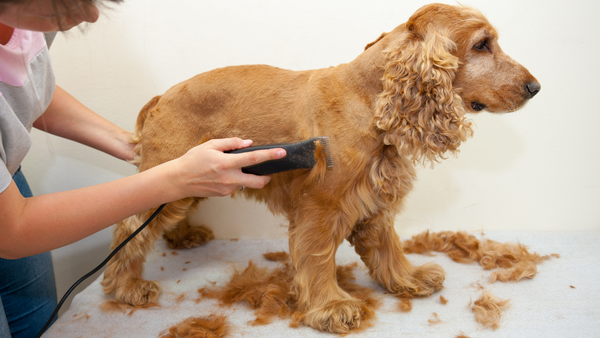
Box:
[373,27,473,165]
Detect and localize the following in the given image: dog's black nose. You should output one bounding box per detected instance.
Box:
[526,81,541,98]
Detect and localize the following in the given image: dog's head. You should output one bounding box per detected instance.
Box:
[372,3,539,164]
[407,3,540,113]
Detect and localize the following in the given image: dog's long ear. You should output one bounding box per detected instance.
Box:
[372,26,473,165]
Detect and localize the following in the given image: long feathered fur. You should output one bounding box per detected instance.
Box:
[374,27,472,166]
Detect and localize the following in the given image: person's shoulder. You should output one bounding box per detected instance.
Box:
[1,29,46,51]
[0,29,49,87]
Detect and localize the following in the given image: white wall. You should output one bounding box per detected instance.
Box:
[21,0,600,312]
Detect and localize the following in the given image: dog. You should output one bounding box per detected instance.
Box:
[101,3,540,333]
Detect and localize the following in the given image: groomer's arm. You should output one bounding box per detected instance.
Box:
[33,85,135,161]
[0,138,285,259]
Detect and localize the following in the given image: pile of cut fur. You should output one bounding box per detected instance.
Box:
[150,231,557,337]
[197,251,380,332]
[160,314,229,338]
[402,230,558,282]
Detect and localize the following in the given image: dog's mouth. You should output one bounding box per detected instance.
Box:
[471,102,486,111]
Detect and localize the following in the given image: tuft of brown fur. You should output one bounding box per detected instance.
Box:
[102,3,539,333]
[72,311,91,321]
[471,291,511,330]
[99,300,161,316]
[198,256,380,333]
[489,260,538,283]
[199,259,291,326]
[428,312,442,324]
[403,231,557,282]
[263,251,290,262]
[440,295,448,304]
[160,314,229,338]
[176,293,187,303]
[397,298,412,312]
[163,220,214,250]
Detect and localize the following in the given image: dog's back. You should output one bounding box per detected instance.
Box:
[134,63,380,194]
[136,65,316,171]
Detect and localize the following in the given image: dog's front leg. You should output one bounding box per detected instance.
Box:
[348,212,445,298]
[288,210,363,333]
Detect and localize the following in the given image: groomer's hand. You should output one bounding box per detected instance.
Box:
[170,138,286,198]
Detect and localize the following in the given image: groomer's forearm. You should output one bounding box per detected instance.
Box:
[33,85,134,161]
[8,163,182,258]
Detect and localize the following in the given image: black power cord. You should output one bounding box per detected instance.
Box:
[35,203,167,338]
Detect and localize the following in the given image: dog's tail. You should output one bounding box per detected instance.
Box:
[130,95,162,167]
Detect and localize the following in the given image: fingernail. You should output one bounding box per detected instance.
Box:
[242,140,252,147]
[277,150,286,158]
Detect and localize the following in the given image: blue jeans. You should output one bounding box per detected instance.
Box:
[0,167,57,338]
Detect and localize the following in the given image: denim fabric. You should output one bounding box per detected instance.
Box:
[0,167,57,338]
[0,296,9,338]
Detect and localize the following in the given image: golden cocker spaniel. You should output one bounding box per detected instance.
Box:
[102,3,540,333]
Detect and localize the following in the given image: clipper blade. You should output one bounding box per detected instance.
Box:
[318,136,334,169]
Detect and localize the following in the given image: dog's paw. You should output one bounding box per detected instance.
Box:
[163,224,214,249]
[302,298,363,333]
[412,262,445,295]
[392,262,445,298]
[114,278,162,306]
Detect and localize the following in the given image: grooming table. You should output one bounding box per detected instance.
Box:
[43,231,600,337]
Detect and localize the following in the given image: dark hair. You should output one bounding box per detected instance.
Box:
[0,0,123,4]
[0,0,123,31]
[0,0,123,15]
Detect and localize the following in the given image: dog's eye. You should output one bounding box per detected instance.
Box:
[474,40,491,53]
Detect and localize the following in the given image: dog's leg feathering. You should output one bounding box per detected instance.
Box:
[348,213,445,298]
[288,207,364,334]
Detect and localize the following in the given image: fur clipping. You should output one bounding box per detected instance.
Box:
[160,314,229,338]
[397,298,413,312]
[402,231,558,282]
[471,291,511,330]
[197,255,380,333]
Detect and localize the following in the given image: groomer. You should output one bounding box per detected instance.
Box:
[0,0,286,336]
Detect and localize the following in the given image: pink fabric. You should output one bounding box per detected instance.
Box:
[0,29,47,87]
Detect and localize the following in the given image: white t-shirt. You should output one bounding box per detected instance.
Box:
[0,29,55,193]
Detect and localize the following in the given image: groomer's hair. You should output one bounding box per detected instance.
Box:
[0,0,123,4]
[0,0,123,15]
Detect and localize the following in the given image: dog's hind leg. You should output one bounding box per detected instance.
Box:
[160,198,214,249]
[348,212,445,298]
[162,218,214,249]
[101,198,196,306]
[288,206,364,334]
